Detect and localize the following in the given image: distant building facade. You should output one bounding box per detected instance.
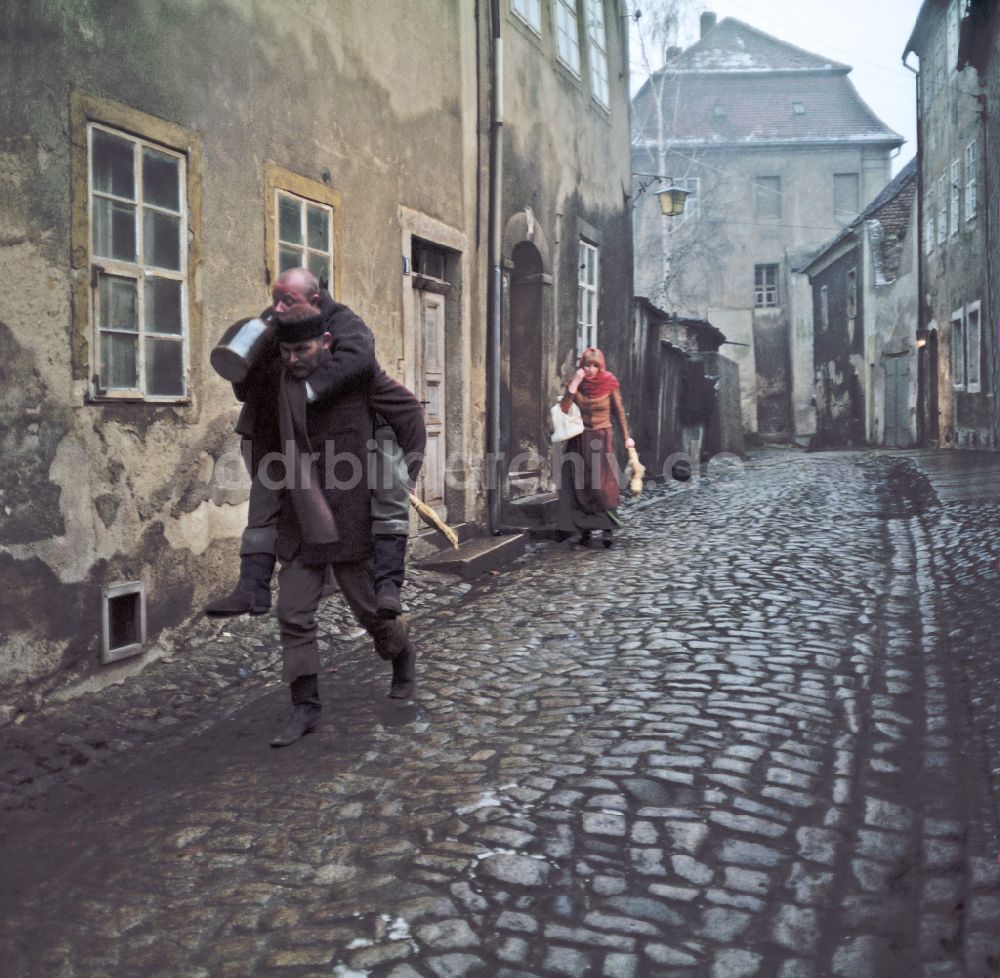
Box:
[798,160,919,448]
[905,0,995,447]
[632,13,902,444]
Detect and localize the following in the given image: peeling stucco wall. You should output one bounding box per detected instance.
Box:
[0,0,483,705]
[499,4,634,496]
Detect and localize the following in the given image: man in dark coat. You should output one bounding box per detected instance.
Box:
[205,267,416,619]
[252,304,426,747]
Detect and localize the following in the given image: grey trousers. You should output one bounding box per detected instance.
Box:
[241,423,410,556]
[276,555,412,684]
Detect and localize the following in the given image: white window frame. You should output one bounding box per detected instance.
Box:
[554,0,581,77]
[819,284,829,329]
[938,174,948,245]
[586,0,609,108]
[88,122,189,401]
[946,0,959,73]
[511,0,541,34]
[755,264,779,308]
[950,160,960,236]
[668,176,700,231]
[925,205,935,255]
[951,306,965,389]
[577,240,599,353]
[275,189,335,285]
[965,139,977,222]
[966,300,982,393]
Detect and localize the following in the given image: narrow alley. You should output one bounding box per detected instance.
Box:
[1,450,999,978]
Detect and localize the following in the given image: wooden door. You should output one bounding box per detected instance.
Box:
[415,287,446,515]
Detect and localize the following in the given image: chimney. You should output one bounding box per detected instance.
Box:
[665,45,682,61]
[700,11,717,37]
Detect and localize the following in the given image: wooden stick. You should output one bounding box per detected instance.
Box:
[408,491,460,548]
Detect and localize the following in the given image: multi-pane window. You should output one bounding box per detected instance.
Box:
[950,160,960,235]
[819,285,829,329]
[674,177,700,222]
[833,172,859,220]
[276,191,334,285]
[951,307,965,388]
[755,264,779,307]
[755,176,781,220]
[846,268,857,320]
[554,0,581,76]
[937,174,948,244]
[89,124,187,398]
[965,140,977,221]
[946,0,959,73]
[586,0,609,107]
[577,240,599,353]
[511,0,541,33]
[967,301,982,392]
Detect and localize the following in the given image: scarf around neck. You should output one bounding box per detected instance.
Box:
[578,347,620,399]
[278,369,340,559]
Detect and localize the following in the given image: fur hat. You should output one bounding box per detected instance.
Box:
[274,303,326,344]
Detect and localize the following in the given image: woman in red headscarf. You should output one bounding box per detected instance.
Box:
[556,347,634,547]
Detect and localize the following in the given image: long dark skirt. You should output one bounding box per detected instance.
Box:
[556,427,624,532]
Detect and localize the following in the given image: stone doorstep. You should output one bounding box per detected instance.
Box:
[409,522,480,562]
[503,491,559,528]
[415,532,527,580]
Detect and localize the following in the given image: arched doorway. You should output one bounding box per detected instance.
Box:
[507,241,545,488]
[926,328,939,445]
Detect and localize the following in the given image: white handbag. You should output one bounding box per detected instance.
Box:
[551,401,585,442]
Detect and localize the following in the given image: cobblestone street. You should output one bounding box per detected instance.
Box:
[2,449,999,978]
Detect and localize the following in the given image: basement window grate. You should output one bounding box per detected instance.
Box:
[101,581,146,664]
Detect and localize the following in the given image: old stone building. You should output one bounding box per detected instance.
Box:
[905,0,995,447]
[491,0,634,527]
[0,0,633,704]
[798,160,919,448]
[632,13,902,444]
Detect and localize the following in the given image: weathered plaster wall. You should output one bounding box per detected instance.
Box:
[500,3,633,492]
[0,0,481,703]
[915,3,994,447]
[633,141,893,439]
[864,198,919,447]
[810,247,866,447]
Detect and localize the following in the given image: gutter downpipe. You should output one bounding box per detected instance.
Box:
[903,50,926,445]
[486,0,505,534]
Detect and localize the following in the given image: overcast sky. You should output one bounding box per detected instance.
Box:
[630,0,925,175]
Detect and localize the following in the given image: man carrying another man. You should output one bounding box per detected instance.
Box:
[209,269,426,747]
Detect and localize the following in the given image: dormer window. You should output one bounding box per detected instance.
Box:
[793,101,805,115]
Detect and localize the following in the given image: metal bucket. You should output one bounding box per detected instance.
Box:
[210,315,275,383]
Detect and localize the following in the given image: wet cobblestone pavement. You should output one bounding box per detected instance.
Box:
[2,449,999,978]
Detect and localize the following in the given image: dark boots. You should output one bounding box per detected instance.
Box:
[270,673,321,748]
[204,552,275,617]
[390,643,416,699]
[373,534,408,619]
[602,529,613,548]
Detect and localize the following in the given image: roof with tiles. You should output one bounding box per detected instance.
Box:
[797,158,917,277]
[633,19,903,148]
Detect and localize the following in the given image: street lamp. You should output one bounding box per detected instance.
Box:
[656,184,690,217]
[916,328,929,349]
[633,173,690,218]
